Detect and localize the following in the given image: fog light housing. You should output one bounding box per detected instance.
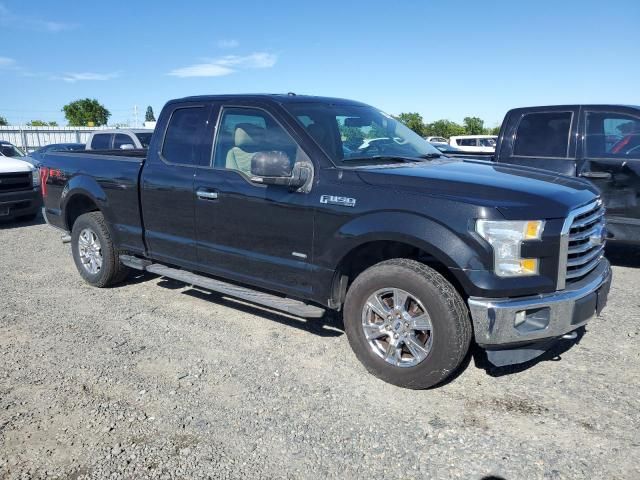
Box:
[514,307,550,334]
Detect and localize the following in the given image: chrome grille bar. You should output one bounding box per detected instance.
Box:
[557,199,606,290]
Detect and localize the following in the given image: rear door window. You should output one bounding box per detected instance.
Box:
[90,134,112,150]
[513,112,572,158]
[161,106,209,165]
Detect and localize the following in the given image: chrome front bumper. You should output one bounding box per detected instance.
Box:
[468,259,611,347]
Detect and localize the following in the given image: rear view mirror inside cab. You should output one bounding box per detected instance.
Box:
[344,117,372,128]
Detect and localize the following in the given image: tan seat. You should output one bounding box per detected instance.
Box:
[226,124,265,175]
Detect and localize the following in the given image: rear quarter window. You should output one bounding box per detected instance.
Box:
[513,112,572,158]
[161,107,208,165]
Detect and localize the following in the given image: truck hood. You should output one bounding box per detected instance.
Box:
[356,158,598,219]
[0,157,35,174]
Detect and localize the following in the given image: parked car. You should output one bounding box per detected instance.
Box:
[429,142,493,158]
[493,105,640,243]
[0,140,26,158]
[39,94,611,389]
[26,143,85,167]
[450,135,497,153]
[0,144,41,221]
[86,129,153,151]
[425,136,448,144]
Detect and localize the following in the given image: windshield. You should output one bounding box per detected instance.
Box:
[135,132,153,148]
[0,144,25,157]
[284,102,442,165]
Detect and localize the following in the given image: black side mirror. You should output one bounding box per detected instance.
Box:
[251,150,292,178]
[249,150,307,189]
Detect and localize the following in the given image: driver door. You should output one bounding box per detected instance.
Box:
[579,107,640,223]
[194,105,316,298]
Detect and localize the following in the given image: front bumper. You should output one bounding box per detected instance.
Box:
[0,188,41,220]
[468,258,611,348]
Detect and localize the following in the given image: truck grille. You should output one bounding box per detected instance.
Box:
[0,172,32,192]
[559,200,606,288]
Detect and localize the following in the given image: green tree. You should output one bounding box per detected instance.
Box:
[424,119,466,139]
[463,116,486,135]
[367,121,388,139]
[0,115,8,126]
[62,98,111,126]
[395,112,426,136]
[338,122,365,150]
[27,120,58,127]
[145,106,156,122]
[489,124,501,135]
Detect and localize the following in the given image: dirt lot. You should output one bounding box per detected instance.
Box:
[1,215,639,479]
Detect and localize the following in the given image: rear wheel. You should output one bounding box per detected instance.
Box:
[71,212,129,287]
[343,259,471,389]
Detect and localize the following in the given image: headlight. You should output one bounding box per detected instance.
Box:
[476,220,544,277]
[31,168,40,188]
[32,168,41,187]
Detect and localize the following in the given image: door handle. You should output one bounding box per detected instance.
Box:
[196,189,219,200]
[580,171,612,180]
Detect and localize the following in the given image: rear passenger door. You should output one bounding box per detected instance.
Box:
[499,109,578,175]
[141,103,212,268]
[193,104,316,298]
[580,107,640,224]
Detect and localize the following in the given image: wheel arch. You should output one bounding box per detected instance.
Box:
[328,235,469,309]
[62,175,109,231]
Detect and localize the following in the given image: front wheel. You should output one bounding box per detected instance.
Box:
[343,259,472,389]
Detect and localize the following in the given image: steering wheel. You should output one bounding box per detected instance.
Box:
[361,138,394,155]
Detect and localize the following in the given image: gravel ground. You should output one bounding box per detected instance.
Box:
[1,215,639,479]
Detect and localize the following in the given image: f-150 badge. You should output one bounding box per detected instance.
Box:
[320,195,356,207]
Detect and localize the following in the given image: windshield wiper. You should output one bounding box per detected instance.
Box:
[418,153,443,159]
[343,155,424,163]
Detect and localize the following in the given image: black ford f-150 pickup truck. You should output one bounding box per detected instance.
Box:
[39,94,612,389]
[494,105,640,243]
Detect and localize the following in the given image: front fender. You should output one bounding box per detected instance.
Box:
[320,211,490,272]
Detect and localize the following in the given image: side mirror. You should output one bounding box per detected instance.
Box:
[120,143,135,150]
[250,151,309,189]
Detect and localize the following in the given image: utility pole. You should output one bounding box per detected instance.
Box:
[133,105,139,128]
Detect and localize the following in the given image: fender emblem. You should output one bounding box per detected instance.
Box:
[320,195,356,208]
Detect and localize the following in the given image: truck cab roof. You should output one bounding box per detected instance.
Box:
[171,93,370,107]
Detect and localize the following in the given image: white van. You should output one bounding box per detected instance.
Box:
[449,135,497,153]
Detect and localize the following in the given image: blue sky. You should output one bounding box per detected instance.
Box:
[0,0,638,127]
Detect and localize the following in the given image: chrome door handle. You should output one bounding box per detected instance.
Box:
[580,171,612,179]
[196,190,219,200]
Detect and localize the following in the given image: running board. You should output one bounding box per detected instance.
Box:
[120,255,152,270]
[145,263,326,319]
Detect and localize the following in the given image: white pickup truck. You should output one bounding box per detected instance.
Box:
[0,141,41,221]
[86,129,153,150]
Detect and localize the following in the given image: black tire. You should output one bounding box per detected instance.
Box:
[343,258,472,389]
[71,211,129,287]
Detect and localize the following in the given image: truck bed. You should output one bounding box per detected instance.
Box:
[40,150,146,254]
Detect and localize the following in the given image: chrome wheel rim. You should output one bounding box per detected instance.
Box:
[78,228,103,275]
[362,288,433,368]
